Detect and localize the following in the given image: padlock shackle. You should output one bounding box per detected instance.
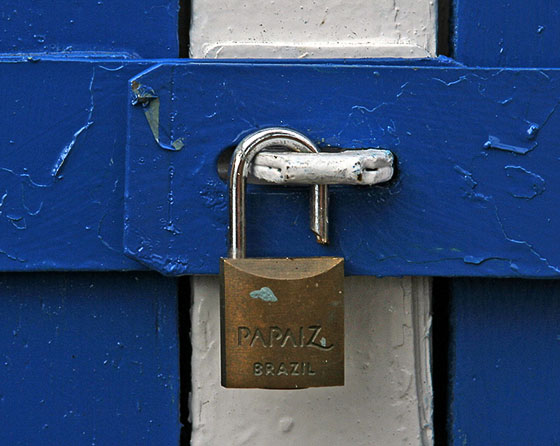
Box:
[229,128,328,259]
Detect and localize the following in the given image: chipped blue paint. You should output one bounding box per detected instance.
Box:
[483,135,535,155]
[450,3,560,445]
[0,58,153,271]
[51,68,96,177]
[454,165,490,202]
[1,58,560,278]
[526,123,540,140]
[0,272,180,445]
[0,2,182,443]
[454,0,560,67]
[0,1,179,58]
[250,286,278,302]
[451,279,560,445]
[1,1,560,444]
[125,61,560,277]
[504,166,545,199]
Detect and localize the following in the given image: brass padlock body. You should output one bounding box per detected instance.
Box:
[221,257,344,389]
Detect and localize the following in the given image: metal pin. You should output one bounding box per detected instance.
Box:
[249,149,394,185]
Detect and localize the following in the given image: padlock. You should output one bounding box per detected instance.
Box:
[221,128,344,389]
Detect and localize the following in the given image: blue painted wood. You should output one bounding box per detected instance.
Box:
[0,272,180,445]
[451,279,560,445]
[1,58,447,273]
[0,1,179,58]
[3,58,560,276]
[126,61,560,277]
[0,3,182,445]
[450,3,560,444]
[0,58,149,271]
[453,0,560,68]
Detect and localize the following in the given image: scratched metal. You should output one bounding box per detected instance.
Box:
[0,272,180,444]
[0,1,179,58]
[126,61,560,277]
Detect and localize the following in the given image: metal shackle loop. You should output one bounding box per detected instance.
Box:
[229,128,329,259]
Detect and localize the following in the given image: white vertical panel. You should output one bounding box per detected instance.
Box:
[190,0,436,58]
[189,1,435,444]
[191,277,432,445]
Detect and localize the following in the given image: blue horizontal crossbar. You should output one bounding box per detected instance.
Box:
[2,57,560,277]
[126,61,560,277]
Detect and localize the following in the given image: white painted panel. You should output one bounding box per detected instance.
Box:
[190,0,436,58]
[191,276,432,445]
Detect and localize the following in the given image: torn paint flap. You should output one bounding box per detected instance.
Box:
[130,81,184,152]
[130,81,158,106]
[484,135,535,155]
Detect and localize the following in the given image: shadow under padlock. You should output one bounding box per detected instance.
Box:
[220,128,345,389]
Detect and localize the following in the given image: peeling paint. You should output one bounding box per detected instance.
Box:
[199,180,227,213]
[463,256,510,265]
[96,212,120,253]
[52,68,96,177]
[0,168,47,234]
[6,214,26,230]
[21,196,43,217]
[0,167,48,189]
[0,248,25,263]
[0,191,7,212]
[494,205,560,274]
[130,81,184,152]
[483,135,535,155]
[504,165,545,199]
[536,98,560,133]
[163,165,181,236]
[125,63,560,278]
[98,64,124,72]
[432,75,469,87]
[454,165,490,202]
[130,248,196,276]
[525,123,540,140]
[463,256,486,265]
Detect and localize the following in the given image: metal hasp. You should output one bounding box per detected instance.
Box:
[228,128,395,258]
[229,128,329,258]
[249,149,394,185]
[216,144,395,186]
[221,127,345,389]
